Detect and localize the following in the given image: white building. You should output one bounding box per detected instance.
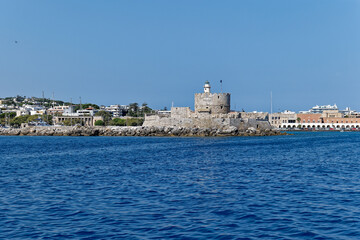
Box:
[17,105,46,115]
[77,109,97,116]
[47,105,71,115]
[16,109,30,117]
[105,105,128,117]
[270,110,297,129]
[309,104,338,113]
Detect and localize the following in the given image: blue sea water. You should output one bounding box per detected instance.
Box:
[1,132,360,239]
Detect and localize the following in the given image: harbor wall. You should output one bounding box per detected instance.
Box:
[0,126,282,137]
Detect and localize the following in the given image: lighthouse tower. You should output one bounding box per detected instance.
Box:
[204,81,211,93]
[194,81,231,114]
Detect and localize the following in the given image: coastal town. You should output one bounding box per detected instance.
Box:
[0,82,359,131]
[271,104,360,130]
[0,95,152,128]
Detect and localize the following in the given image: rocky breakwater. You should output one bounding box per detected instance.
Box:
[0,126,286,137]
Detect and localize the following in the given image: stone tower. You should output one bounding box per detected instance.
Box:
[194,81,231,114]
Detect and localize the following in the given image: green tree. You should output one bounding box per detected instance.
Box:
[127,103,139,117]
[0,112,16,119]
[95,111,112,125]
[95,120,105,126]
[141,102,152,114]
[10,115,29,127]
[82,103,100,109]
[15,95,25,102]
[62,118,82,126]
[73,103,99,112]
[9,114,52,127]
[0,112,17,125]
[129,103,139,112]
[110,118,126,126]
[126,118,144,126]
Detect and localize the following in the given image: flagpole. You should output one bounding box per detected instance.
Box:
[270,91,273,123]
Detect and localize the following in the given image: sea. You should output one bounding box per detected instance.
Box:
[1,132,360,239]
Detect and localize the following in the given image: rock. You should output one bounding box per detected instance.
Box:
[0,126,284,137]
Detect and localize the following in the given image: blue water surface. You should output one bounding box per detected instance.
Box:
[1,132,360,239]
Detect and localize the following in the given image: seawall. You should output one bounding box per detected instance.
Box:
[0,126,285,137]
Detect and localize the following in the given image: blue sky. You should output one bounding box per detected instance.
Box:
[1,0,359,112]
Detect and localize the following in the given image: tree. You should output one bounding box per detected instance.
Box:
[94,120,104,126]
[0,112,17,125]
[62,119,82,126]
[110,118,126,126]
[10,115,29,127]
[82,103,100,109]
[126,118,144,126]
[73,103,99,112]
[9,114,52,127]
[129,103,139,112]
[141,102,152,114]
[15,95,25,102]
[95,111,112,125]
[126,103,138,117]
[127,103,139,117]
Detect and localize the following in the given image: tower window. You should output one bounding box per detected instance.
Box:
[218,96,219,99]
[221,106,223,109]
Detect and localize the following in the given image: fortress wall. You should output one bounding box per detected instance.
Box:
[190,118,231,129]
[231,118,272,131]
[171,107,192,118]
[240,112,269,120]
[144,115,231,128]
[143,114,193,127]
[194,93,230,114]
[144,112,272,130]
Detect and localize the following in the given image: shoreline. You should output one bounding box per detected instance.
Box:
[0,126,285,137]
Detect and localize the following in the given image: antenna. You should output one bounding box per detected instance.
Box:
[70,98,73,126]
[42,91,45,107]
[52,92,55,126]
[220,80,223,93]
[172,101,174,108]
[270,91,273,121]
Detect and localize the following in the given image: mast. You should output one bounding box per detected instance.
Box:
[70,98,73,126]
[52,92,55,126]
[270,91,273,122]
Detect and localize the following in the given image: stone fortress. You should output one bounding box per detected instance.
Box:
[194,81,230,114]
[143,81,271,131]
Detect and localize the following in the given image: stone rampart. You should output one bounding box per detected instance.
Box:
[194,93,230,114]
[239,112,269,120]
[143,112,272,130]
[0,126,284,137]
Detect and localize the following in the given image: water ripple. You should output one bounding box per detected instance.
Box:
[1,133,360,239]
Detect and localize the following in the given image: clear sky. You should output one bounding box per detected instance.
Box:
[1,0,359,112]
